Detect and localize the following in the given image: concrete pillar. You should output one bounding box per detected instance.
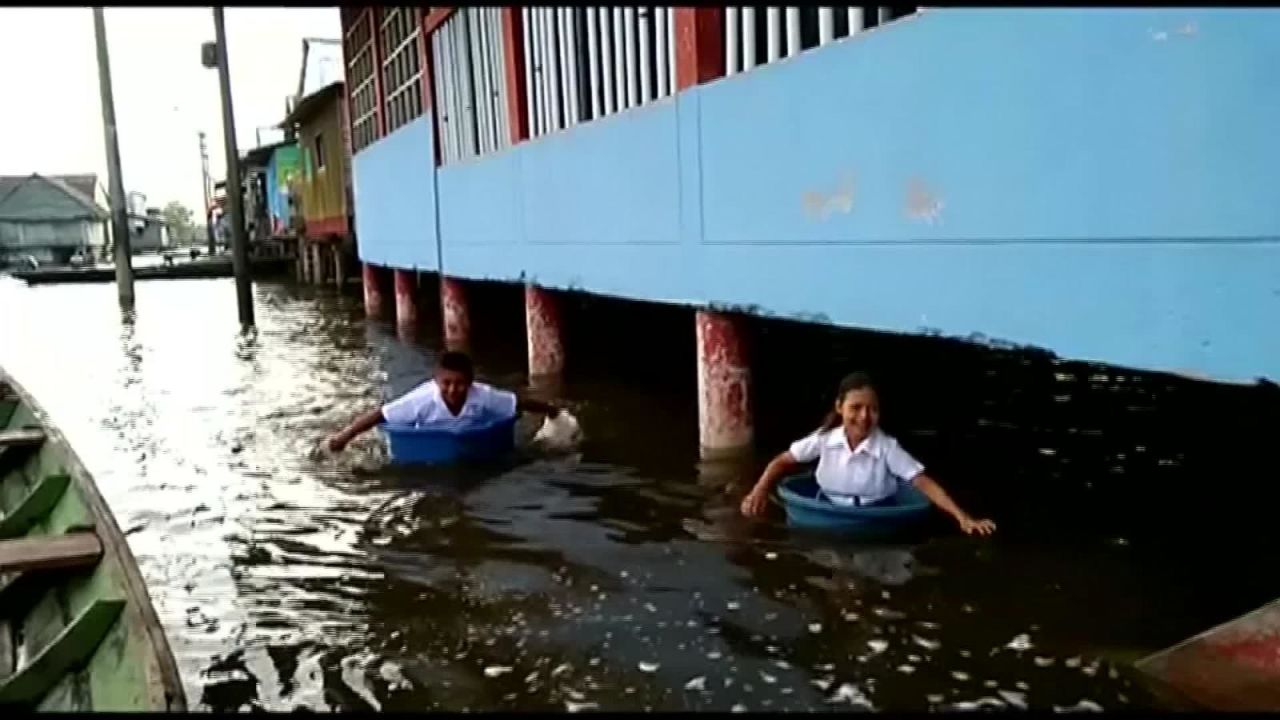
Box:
[331,244,346,290]
[362,263,385,318]
[296,240,309,282]
[309,243,325,285]
[525,284,565,378]
[695,310,752,459]
[440,275,470,351]
[394,269,418,328]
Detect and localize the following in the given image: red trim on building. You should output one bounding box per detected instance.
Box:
[304,215,350,241]
[501,8,529,145]
[674,8,725,91]
[424,8,455,37]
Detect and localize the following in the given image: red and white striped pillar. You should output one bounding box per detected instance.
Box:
[525,284,564,378]
[696,310,753,459]
[393,269,417,328]
[361,263,385,318]
[440,276,470,350]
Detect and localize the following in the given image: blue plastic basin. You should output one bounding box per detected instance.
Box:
[380,416,518,465]
[776,472,932,536]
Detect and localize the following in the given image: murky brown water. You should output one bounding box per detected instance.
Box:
[2,274,1278,711]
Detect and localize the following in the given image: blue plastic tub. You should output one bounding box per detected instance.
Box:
[380,416,518,465]
[776,473,932,536]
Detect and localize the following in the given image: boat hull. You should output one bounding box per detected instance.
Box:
[0,370,185,711]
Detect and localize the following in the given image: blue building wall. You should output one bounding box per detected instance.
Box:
[353,8,1280,384]
[353,115,439,271]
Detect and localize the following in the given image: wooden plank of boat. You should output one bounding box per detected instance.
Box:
[0,532,102,574]
[0,429,44,450]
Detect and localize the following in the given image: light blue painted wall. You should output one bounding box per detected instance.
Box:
[354,8,1280,383]
[352,114,439,270]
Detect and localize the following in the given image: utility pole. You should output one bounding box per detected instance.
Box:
[210,7,254,328]
[198,131,215,255]
[92,7,133,307]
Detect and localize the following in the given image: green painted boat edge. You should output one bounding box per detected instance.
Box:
[0,369,187,711]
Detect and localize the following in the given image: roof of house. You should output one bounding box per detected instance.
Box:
[280,80,344,128]
[242,139,297,168]
[0,173,107,222]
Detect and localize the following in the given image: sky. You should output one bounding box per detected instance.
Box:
[0,7,340,214]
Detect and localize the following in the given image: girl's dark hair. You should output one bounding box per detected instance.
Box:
[818,372,878,431]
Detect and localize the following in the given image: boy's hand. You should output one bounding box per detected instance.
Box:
[740,487,770,518]
[325,433,349,453]
[958,515,997,536]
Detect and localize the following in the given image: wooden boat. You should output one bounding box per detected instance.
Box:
[0,371,185,710]
[776,472,933,536]
[380,416,518,465]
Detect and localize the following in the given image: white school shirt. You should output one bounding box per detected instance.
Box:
[788,427,925,505]
[381,380,519,430]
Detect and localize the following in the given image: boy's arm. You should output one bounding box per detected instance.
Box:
[326,407,385,452]
[515,396,563,417]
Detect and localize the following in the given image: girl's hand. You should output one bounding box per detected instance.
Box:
[325,433,349,453]
[958,515,997,536]
[740,487,770,518]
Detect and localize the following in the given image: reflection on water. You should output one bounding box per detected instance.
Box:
[1,275,1278,711]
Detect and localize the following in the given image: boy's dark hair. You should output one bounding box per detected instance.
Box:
[818,372,878,431]
[437,351,475,381]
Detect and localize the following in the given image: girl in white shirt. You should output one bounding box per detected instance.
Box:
[740,372,996,536]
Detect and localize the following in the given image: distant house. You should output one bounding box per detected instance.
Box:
[241,139,300,240]
[281,37,351,249]
[0,173,108,266]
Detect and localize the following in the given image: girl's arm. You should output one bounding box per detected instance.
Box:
[911,472,997,536]
[326,408,385,452]
[741,451,803,518]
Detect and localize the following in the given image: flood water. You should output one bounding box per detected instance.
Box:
[2,274,1279,712]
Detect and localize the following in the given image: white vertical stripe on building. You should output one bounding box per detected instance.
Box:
[586,7,602,119]
[431,33,452,161]
[458,18,478,155]
[878,6,892,24]
[818,7,834,45]
[654,7,669,98]
[612,7,626,110]
[666,7,676,91]
[489,8,509,147]
[849,7,865,36]
[443,19,463,159]
[765,7,780,63]
[599,7,616,116]
[564,8,581,125]
[623,7,638,108]
[785,6,801,56]
[741,7,757,71]
[522,7,537,136]
[547,8,563,131]
[638,7,652,104]
[471,10,492,154]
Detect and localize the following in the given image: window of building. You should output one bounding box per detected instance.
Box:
[314,133,326,170]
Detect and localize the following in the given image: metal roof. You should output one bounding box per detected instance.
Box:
[0,173,107,222]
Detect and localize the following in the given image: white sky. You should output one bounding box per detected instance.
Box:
[0,7,340,214]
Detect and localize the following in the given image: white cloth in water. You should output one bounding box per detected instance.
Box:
[533,411,582,451]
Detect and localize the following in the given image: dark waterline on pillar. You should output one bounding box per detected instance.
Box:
[1,276,1278,711]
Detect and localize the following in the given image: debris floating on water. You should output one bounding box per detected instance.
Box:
[566,701,599,713]
[765,552,778,560]
[1034,656,1055,668]
[811,677,834,691]
[684,676,707,691]
[809,623,823,634]
[827,683,874,709]
[1006,633,1034,651]
[731,703,747,713]
[952,671,971,682]
[867,639,889,654]
[912,635,941,651]
[484,666,513,678]
[897,664,915,675]
[638,662,660,673]
[998,690,1028,709]
[1054,700,1104,713]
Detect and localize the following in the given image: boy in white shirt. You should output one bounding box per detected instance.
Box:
[325,351,562,452]
[740,372,996,536]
